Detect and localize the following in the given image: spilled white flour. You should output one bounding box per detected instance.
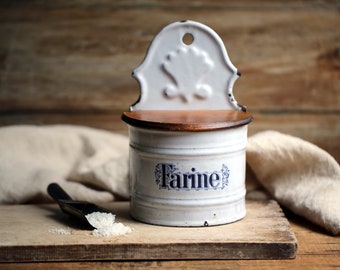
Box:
[48,227,71,235]
[85,212,132,237]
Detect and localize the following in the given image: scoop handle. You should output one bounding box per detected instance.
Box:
[47,183,73,201]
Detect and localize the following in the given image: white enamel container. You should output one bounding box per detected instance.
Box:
[122,21,252,226]
[127,124,249,226]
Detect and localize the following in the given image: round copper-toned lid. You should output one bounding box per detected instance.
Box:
[122,110,252,131]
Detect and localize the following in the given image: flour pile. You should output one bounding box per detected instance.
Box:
[85,212,132,237]
[48,227,71,235]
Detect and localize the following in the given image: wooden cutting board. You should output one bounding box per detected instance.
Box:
[0,200,297,262]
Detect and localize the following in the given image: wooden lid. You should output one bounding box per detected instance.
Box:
[122,110,252,131]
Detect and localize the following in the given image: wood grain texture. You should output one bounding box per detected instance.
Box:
[1,204,339,269]
[0,200,297,262]
[0,1,339,110]
[1,111,338,161]
[0,1,338,163]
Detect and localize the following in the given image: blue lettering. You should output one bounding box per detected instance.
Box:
[209,173,220,188]
[154,163,229,190]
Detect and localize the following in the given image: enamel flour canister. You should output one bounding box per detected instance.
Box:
[122,21,252,226]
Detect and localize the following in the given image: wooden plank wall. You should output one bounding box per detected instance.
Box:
[0,0,339,162]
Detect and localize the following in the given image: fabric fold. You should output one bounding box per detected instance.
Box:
[246,130,340,235]
[0,125,130,204]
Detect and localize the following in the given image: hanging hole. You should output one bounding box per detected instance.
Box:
[182,33,194,45]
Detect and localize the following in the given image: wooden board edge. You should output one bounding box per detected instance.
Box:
[0,240,297,263]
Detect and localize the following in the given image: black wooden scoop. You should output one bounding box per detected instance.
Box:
[47,183,113,229]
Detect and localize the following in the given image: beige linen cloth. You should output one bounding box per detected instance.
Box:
[0,125,339,235]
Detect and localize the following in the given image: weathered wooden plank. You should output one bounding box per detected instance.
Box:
[0,1,338,159]
[248,112,340,162]
[2,207,335,269]
[0,2,339,112]
[0,113,128,134]
[0,112,338,161]
[0,200,297,262]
